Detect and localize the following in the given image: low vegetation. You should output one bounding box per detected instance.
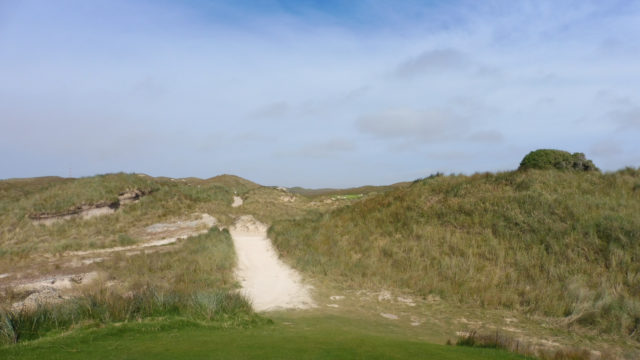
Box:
[0,314,530,360]
[0,173,236,260]
[455,331,596,360]
[518,149,598,171]
[0,228,261,345]
[270,168,640,340]
[2,165,638,358]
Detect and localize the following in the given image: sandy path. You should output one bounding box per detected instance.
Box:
[230,215,315,311]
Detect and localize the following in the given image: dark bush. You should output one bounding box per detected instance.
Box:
[519,149,598,171]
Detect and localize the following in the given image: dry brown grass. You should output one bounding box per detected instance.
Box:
[270,169,640,341]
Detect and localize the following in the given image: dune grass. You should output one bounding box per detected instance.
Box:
[0,173,238,261]
[270,168,640,340]
[0,228,261,345]
[99,227,239,295]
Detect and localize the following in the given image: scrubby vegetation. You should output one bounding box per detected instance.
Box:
[455,331,595,360]
[518,149,598,171]
[0,173,236,259]
[0,228,261,345]
[270,168,640,340]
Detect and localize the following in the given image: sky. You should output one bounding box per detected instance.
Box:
[1,0,639,187]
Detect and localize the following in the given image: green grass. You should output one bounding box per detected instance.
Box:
[0,228,260,345]
[288,183,409,199]
[0,173,236,261]
[270,169,640,340]
[99,227,239,294]
[0,314,531,360]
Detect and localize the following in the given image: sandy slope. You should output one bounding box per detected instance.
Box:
[230,215,315,311]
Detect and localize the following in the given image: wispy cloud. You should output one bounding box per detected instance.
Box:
[249,101,289,119]
[357,108,466,143]
[395,48,471,78]
[1,0,639,186]
[609,106,640,131]
[297,138,356,158]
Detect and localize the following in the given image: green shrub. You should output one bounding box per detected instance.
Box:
[518,149,598,171]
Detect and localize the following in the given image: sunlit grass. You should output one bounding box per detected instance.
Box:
[270,168,640,340]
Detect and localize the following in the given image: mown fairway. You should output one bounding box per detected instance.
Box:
[0,314,530,360]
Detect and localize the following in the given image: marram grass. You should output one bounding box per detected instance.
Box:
[270,168,640,339]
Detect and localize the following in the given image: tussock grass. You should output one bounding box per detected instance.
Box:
[0,173,236,260]
[100,227,239,293]
[288,182,409,198]
[270,169,640,339]
[455,331,598,360]
[0,288,253,345]
[0,228,259,345]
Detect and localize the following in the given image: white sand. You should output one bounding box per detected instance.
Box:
[231,196,243,207]
[230,215,315,312]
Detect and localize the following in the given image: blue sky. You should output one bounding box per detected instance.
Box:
[1,0,639,187]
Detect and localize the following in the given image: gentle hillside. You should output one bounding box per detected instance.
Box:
[288,182,410,198]
[0,173,237,259]
[270,168,640,340]
[184,174,262,194]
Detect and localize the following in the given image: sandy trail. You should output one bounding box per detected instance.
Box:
[230,215,315,311]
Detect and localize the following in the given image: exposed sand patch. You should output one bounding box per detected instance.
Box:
[232,196,243,207]
[377,290,392,302]
[144,214,216,233]
[66,214,216,257]
[32,206,117,225]
[230,215,315,311]
[11,272,99,311]
[397,296,416,306]
[30,190,149,225]
[380,313,399,320]
[14,272,99,293]
[280,195,296,202]
[410,316,423,326]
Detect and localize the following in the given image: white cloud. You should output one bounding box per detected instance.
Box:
[609,106,640,130]
[356,108,466,142]
[297,139,356,158]
[395,48,470,78]
[1,0,640,185]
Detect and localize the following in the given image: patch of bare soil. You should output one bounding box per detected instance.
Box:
[9,272,99,311]
[29,190,151,225]
[231,196,243,208]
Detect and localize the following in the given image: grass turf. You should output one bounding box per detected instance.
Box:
[0,314,531,360]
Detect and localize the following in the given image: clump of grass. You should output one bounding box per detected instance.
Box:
[101,227,239,293]
[117,233,136,246]
[455,331,595,360]
[0,227,260,345]
[0,173,236,260]
[270,168,640,340]
[0,288,255,345]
